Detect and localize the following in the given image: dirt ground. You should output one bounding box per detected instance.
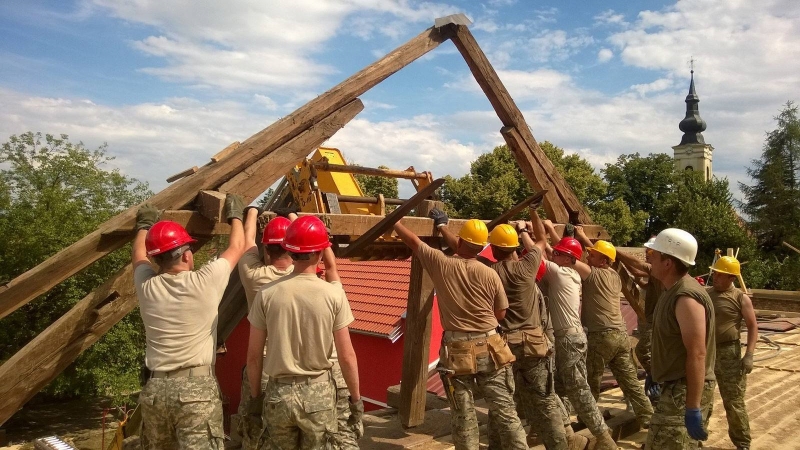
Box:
[1,397,121,450]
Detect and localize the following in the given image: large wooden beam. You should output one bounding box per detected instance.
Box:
[615,261,645,321]
[0,24,454,321]
[218,99,364,198]
[501,127,569,223]
[450,25,593,225]
[399,200,439,428]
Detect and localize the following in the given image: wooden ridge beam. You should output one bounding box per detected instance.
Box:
[218,99,364,199]
[451,25,593,225]
[615,261,645,321]
[0,24,453,321]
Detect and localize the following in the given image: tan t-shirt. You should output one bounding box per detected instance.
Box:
[708,286,744,343]
[651,275,716,383]
[542,260,583,332]
[491,249,542,332]
[416,242,508,333]
[237,251,293,308]
[248,273,354,378]
[135,258,231,372]
[581,267,627,332]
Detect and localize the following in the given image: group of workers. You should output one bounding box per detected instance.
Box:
[131,193,757,450]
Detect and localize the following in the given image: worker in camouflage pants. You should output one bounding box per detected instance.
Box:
[133,196,247,450]
[542,220,616,449]
[573,227,653,428]
[708,256,758,450]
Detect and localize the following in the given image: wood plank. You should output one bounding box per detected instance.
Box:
[451,25,593,225]
[166,166,198,183]
[339,179,445,258]
[399,200,440,428]
[210,141,241,163]
[501,127,569,223]
[0,23,454,321]
[218,99,364,199]
[195,190,227,223]
[216,270,248,346]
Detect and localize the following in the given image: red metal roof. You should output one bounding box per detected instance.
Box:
[336,258,411,340]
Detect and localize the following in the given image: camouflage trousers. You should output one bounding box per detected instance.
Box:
[488,342,567,450]
[715,340,751,448]
[138,375,224,450]
[554,333,608,436]
[646,378,715,450]
[586,329,653,427]
[238,366,270,450]
[331,362,360,450]
[634,322,653,374]
[262,374,337,450]
[443,351,527,450]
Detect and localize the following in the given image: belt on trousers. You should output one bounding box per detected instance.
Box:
[717,338,741,346]
[151,365,214,378]
[273,371,331,385]
[553,326,583,337]
[443,329,497,341]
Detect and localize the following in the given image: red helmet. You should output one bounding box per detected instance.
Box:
[282,216,331,253]
[695,276,706,286]
[262,217,291,245]
[146,221,197,256]
[553,237,582,260]
[536,260,546,281]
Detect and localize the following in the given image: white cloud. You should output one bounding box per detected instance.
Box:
[0,88,269,191]
[631,77,674,96]
[527,29,594,62]
[88,0,460,92]
[597,48,614,63]
[594,9,627,26]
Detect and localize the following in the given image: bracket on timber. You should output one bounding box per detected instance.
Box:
[0,19,612,428]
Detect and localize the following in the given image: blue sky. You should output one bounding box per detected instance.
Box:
[2,0,799,202]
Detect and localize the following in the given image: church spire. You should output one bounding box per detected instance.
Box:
[678,69,707,145]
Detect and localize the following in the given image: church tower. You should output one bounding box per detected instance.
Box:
[672,70,713,180]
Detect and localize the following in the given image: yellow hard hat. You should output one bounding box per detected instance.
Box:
[710,256,740,276]
[488,224,519,248]
[589,240,616,262]
[459,219,489,246]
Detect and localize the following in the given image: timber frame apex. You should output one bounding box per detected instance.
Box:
[0,17,609,429]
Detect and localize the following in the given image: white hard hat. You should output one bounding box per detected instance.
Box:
[644,237,656,247]
[644,228,697,266]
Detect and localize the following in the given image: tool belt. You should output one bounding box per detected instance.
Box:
[504,327,551,358]
[151,364,214,378]
[273,370,331,385]
[443,332,515,375]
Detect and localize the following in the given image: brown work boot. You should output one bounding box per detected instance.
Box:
[565,425,590,450]
[589,431,618,450]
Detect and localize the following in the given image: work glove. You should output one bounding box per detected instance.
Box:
[684,407,708,441]
[428,208,449,228]
[274,205,299,218]
[563,223,575,237]
[742,352,754,374]
[243,205,264,217]
[224,194,245,223]
[644,374,661,401]
[348,397,365,439]
[135,203,160,231]
[245,393,265,436]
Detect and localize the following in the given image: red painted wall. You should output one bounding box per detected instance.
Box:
[214,318,249,428]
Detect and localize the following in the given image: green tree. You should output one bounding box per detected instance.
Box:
[657,171,754,270]
[441,143,645,244]
[354,165,399,199]
[603,152,675,243]
[740,102,800,251]
[0,132,151,400]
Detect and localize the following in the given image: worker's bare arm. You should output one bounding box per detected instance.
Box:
[246,325,267,398]
[528,209,547,253]
[676,295,708,409]
[132,229,150,268]
[334,327,361,401]
[573,259,592,280]
[742,293,758,355]
[323,247,340,283]
[243,208,259,257]
[394,222,424,254]
[574,226,593,249]
[439,225,460,251]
